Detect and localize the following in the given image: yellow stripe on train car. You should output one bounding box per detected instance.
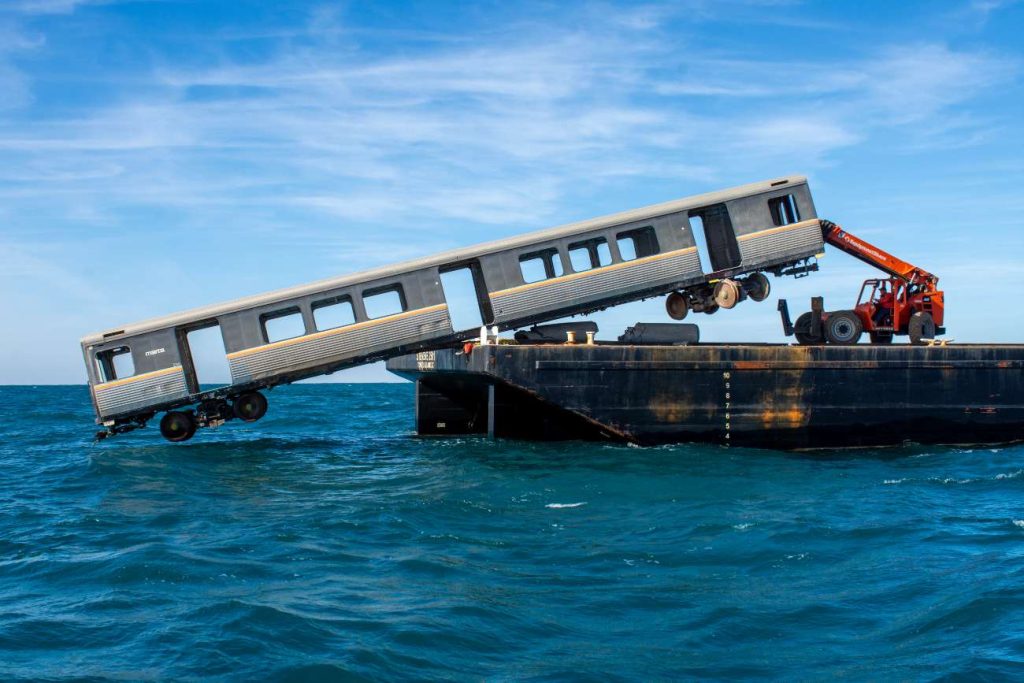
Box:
[490,247,699,299]
[226,303,450,360]
[735,219,820,242]
[94,365,183,391]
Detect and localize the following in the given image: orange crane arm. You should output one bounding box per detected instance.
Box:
[820,220,939,287]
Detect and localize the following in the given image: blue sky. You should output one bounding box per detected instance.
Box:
[1,0,1021,384]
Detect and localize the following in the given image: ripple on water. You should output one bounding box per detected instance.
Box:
[1,384,1023,679]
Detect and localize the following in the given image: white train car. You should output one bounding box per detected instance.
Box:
[81,176,822,441]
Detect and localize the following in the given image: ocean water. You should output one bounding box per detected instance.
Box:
[1,384,1023,681]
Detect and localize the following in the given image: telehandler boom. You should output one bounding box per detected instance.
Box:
[783,220,945,345]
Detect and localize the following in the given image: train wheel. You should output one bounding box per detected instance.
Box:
[702,303,720,315]
[713,279,741,309]
[869,331,893,345]
[665,292,689,320]
[160,411,197,442]
[824,310,863,345]
[794,312,824,346]
[746,273,771,302]
[908,312,936,345]
[233,391,268,422]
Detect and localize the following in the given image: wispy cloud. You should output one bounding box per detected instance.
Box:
[0,14,1013,231]
[859,44,1014,123]
[2,0,98,15]
[968,0,1022,19]
[0,0,1021,381]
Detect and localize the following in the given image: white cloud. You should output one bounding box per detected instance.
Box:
[0,62,32,110]
[0,2,1020,381]
[2,0,95,15]
[0,25,1012,261]
[968,0,1022,18]
[4,33,1010,226]
[860,44,1015,124]
[0,239,104,303]
[732,115,860,157]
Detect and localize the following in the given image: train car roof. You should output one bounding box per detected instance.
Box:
[82,175,808,344]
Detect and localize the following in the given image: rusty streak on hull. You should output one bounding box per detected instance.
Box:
[387,344,1024,450]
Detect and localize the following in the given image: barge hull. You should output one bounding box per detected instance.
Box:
[387,345,1024,450]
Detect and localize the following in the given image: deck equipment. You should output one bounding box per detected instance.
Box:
[780,220,945,345]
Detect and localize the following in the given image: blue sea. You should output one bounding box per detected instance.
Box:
[1,384,1023,680]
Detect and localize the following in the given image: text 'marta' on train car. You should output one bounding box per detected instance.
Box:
[81,175,823,442]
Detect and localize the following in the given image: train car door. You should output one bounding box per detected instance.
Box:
[689,204,742,273]
[176,321,232,393]
[439,261,493,332]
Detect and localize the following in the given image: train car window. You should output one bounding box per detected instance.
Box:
[616,227,660,261]
[618,237,637,261]
[363,286,406,319]
[313,296,356,331]
[96,346,134,381]
[519,255,548,282]
[519,248,563,283]
[111,348,135,379]
[262,308,305,343]
[568,237,613,272]
[568,246,592,272]
[768,194,801,226]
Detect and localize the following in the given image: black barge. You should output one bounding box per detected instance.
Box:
[386,341,1024,450]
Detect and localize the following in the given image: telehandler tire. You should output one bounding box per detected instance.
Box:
[908,312,936,345]
[794,312,824,346]
[824,310,863,345]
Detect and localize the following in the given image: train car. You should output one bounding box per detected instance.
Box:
[80,175,823,441]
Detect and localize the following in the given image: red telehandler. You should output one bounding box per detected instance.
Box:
[779,220,945,345]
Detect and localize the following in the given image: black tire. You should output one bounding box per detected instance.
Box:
[746,273,771,303]
[869,331,893,345]
[824,310,863,345]
[908,311,936,345]
[233,391,268,422]
[793,312,824,345]
[665,291,689,320]
[160,411,196,443]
